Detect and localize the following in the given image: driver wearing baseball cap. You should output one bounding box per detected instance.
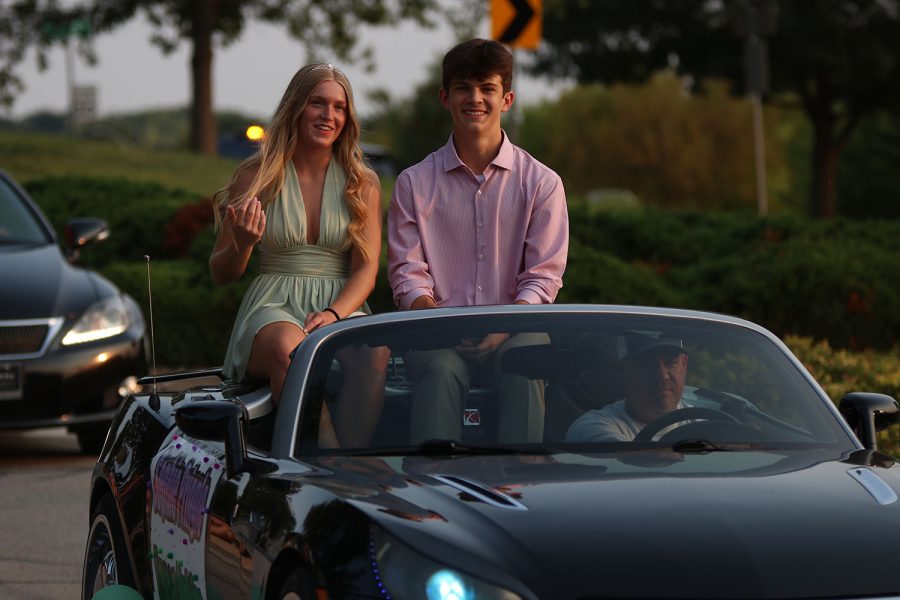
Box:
[565,333,690,442]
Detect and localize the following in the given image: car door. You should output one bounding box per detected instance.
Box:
[148,432,227,599]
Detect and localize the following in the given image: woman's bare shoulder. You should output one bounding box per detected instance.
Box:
[231,163,261,200]
[360,167,381,196]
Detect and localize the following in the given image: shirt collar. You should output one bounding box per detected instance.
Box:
[440,134,465,173]
[440,130,515,173]
[492,130,515,170]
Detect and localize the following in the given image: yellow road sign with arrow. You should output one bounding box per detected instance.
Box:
[491,0,542,50]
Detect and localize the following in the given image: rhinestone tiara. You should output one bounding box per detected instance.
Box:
[311,63,340,73]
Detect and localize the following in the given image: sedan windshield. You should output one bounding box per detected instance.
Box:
[294,312,854,457]
[0,177,51,245]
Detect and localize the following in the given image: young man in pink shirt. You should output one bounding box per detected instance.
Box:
[387,38,569,444]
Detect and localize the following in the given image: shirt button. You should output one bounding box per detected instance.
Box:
[477,222,483,227]
[478,253,484,259]
[476,190,482,196]
[477,285,483,291]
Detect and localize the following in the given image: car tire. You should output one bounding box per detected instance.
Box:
[276,567,316,600]
[82,494,135,599]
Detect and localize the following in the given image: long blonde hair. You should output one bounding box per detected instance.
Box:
[213,64,375,261]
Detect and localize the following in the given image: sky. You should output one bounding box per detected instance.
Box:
[8,12,565,122]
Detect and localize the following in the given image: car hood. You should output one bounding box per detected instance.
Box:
[313,450,900,599]
[0,243,97,319]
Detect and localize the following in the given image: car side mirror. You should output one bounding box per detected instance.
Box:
[175,400,248,478]
[64,217,109,262]
[839,392,900,451]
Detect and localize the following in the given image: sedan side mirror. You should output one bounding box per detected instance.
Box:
[839,392,900,451]
[64,217,109,262]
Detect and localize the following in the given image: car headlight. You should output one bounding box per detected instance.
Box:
[61,295,130,346]
[370,526,522,600]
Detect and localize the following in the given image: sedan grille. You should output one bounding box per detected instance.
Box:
[0,318,63,358]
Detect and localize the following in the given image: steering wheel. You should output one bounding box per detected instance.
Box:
[634,407,740,442]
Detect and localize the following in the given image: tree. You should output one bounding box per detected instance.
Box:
[361,0,483,169]
[1,0,443,155]
[837,112,900,218]
[518,73,789,210]
[364,59,450,170]
[530,0,900,218]
[0,1,95,111]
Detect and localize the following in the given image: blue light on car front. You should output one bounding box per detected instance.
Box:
[370,525,522,600]
[426,570,472,600]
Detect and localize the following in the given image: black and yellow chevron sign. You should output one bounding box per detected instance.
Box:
[491,0,542,50]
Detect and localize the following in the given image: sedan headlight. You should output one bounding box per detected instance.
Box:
[370,526,522,600]
[61,295,130,346]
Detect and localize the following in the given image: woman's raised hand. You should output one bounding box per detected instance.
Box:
[226,196,266,252]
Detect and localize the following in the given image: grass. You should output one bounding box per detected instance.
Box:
[0,129,400,205]
[0,130,238,197]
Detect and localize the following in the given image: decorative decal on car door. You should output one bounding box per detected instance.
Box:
[149,432,225,600]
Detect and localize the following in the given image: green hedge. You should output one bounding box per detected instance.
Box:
[564,204,900,350]
[24,176,199,267]
[786,335,900,454]
[103,259,250,368]
[557,239,684,306]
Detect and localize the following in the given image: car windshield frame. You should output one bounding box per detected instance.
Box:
[289,311,857,458]
[0,173,55,246]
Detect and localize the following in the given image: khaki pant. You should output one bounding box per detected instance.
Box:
[405,332,548,444]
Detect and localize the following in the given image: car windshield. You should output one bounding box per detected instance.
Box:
[0,177,51,245]
[294,312,854,457]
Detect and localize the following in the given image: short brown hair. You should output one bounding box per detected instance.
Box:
[442,38,513,93]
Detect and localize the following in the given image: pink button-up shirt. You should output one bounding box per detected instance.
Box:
[388,134,568,310]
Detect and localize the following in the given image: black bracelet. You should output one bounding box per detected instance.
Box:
[323,307,341,322]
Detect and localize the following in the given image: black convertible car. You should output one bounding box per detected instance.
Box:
[0,170,146,453]
[83,305,900,599]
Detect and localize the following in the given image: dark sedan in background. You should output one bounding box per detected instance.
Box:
[0,169,146,453]
[83,305,900,599]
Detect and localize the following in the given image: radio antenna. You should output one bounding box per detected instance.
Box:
[144,255,160,410]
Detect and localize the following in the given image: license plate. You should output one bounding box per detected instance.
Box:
[0,363,22,400]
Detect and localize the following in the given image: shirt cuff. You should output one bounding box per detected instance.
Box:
[400,289,433,311]
[514,290,543,305]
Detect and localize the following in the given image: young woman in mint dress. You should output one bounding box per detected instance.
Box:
[210,63,387,448]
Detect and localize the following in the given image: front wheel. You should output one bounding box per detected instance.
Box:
[82,494,135,599]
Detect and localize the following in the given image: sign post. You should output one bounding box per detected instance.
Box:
[733,1,777,217]
[71,84,97,126]
[41,17,94,132]
[491,0,542,141]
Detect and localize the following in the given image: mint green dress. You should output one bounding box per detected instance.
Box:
[222,159,369,382]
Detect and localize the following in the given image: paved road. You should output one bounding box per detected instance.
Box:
[0,428,94,599]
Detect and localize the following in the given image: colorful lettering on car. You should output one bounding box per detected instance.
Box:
[149,433,224,600]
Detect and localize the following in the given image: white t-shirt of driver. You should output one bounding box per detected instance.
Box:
[565,399,690,442]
